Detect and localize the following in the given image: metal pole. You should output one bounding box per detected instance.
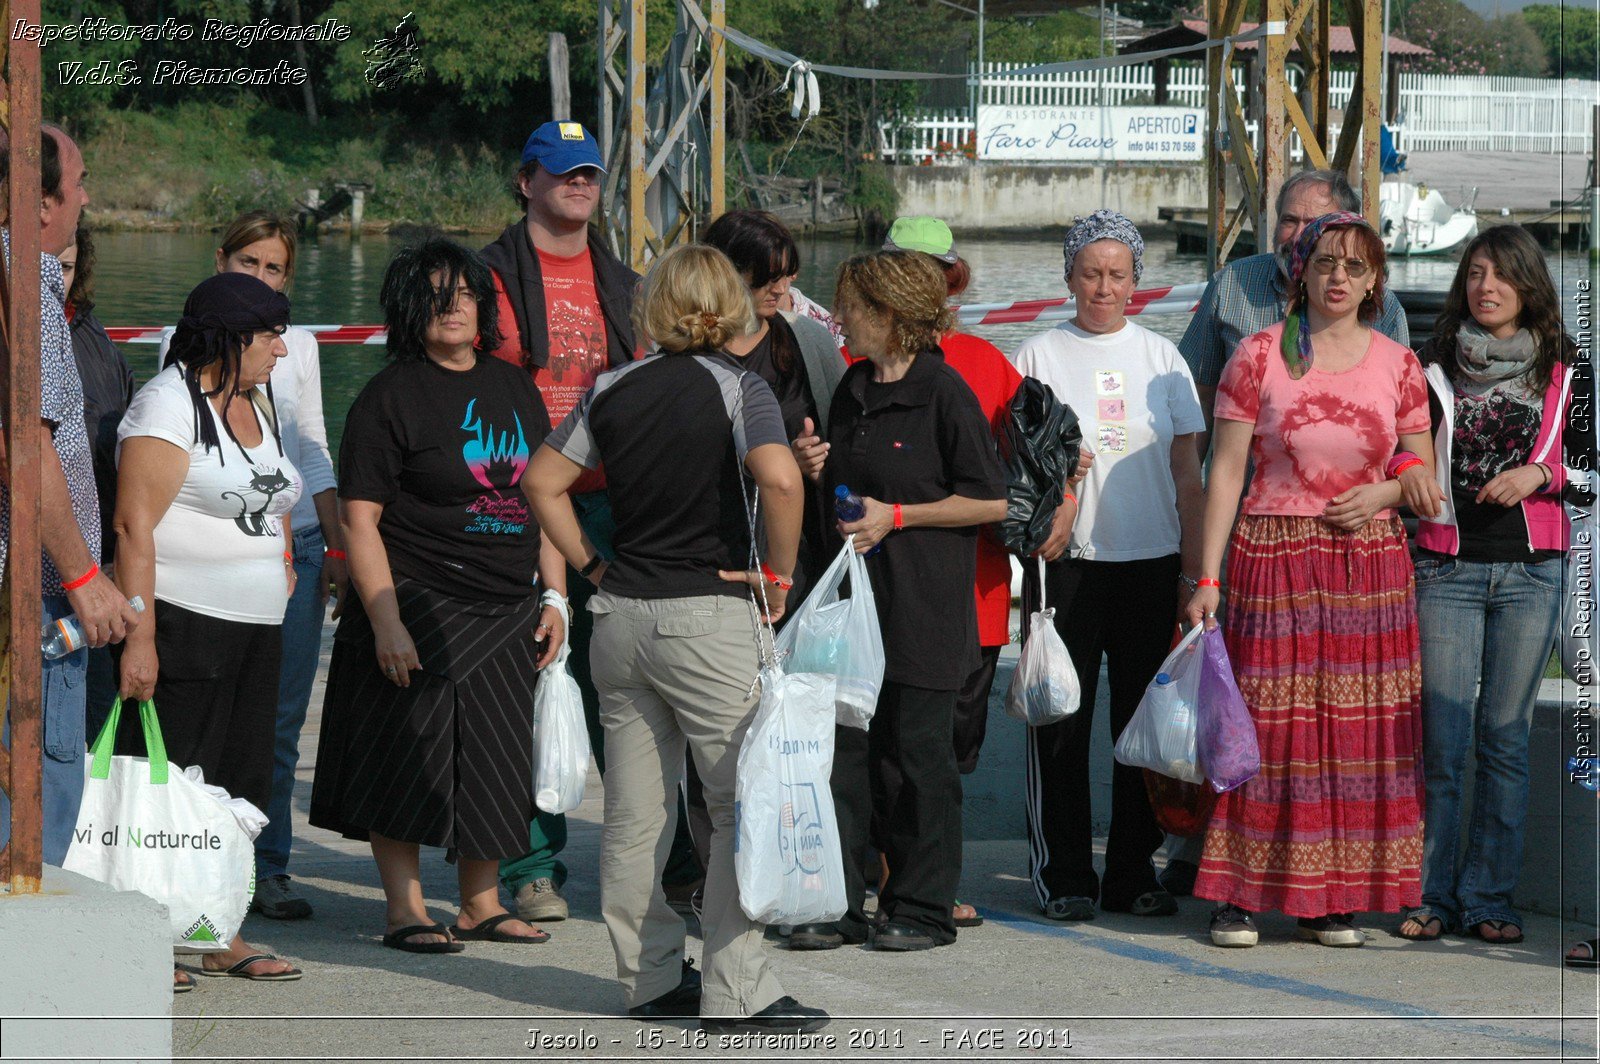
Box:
[627,0,648,271]
[1380,0,1391,122]
[2,0,46,894]
[975,0,985,153]
[710,0,726,222]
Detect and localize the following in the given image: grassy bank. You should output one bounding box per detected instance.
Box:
[81,100,515,233]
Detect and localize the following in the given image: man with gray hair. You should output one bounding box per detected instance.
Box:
[1178,169,1409,435]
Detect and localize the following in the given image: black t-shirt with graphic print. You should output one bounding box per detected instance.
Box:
[340,356,552,602]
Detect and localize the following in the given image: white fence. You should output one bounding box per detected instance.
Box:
[881,65,1596,160]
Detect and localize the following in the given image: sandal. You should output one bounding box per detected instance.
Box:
[1397,910,1445,941]
[952,901,983,928]
[198,953,303,981]
[1566,938,1599,968]
[382,922,464,954]
[173,966,195,994]
[1472,919,1524,945]
[450,912,550,943]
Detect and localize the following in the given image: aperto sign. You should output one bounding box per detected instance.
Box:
[976,106,1205,162]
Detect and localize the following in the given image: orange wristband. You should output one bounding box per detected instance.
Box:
[892,503,904,530]
[1197,577,1221,588]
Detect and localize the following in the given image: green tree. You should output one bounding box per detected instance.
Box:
[1523,3,1599,80]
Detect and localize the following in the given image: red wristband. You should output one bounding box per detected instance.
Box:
[1197,577,1221,588]
[759,561,794,590]
[324,548,347,561]
[892,503,904,530]
[1390,457,1424,477]
[1062,489,1077,506]
[1386,451,1422,478]
[61,562,99,592]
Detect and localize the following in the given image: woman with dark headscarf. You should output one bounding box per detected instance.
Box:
[114,271,304,982]
[309,238,567,955]
[1185,212,1434,949]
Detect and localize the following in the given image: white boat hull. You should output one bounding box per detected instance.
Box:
[1379,182,1478,257]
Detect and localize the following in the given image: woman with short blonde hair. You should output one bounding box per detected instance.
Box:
[522,242,827,1033]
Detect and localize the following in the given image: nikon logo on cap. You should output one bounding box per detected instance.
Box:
[559,123,584,141]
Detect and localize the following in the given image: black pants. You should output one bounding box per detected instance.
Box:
[953,645,1001,775]
[833,680,962,944]
[110,600,281,813]
[1022,554,1177,909]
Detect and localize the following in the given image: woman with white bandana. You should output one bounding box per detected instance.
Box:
[1396,225,1591,947]
[1011,210,1206,922]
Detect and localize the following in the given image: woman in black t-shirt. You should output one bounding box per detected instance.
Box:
[702,210,845,610]
[309,239,568,954]
[790,251,1008,952]
[524,244,826,1032]
[1395,225,1592,947]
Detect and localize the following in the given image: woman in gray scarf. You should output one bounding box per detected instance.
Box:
[1398,224,1591,947]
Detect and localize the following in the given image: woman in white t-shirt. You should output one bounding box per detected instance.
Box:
[1011,210,1206,923]
[114,272,303,984]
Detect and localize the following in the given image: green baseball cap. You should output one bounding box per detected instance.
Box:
[883,216,958,264]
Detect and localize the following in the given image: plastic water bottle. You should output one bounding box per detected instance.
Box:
[42,596,146,659]
[834,485,883,557]
[1570,755,1600,792]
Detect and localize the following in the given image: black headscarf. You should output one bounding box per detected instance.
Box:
[166,272,292,462]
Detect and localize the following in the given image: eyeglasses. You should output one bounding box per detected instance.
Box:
[1309,255,1372,279]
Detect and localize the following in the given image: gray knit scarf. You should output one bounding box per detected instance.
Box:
[1455,322,1538,386]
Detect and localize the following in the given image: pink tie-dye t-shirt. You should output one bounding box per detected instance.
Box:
[1215,322,1430,518]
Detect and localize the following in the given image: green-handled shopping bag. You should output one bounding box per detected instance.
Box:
[63,698,256,953]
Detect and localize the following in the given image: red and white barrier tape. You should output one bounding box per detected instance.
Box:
[953,281,1207,327]
[105,282,1209,344]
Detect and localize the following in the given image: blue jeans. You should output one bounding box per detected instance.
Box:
[255,524,327,879]
[1415,553,1563,931]
[0,595,89,866]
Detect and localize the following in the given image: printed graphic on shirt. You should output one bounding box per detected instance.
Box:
[1097,424,1128,453]
[223,464,295,537]
[1452,388,1540,493]
[538,253,609,426]
[1098,398,1126,422]
[460,398,531,535]
[1095,370,1125,397]
[1278,392,1390,501]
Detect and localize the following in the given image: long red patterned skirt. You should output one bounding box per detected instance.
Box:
[1193,514,1424,918]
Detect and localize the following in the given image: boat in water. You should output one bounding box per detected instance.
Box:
[1378,181,1479,257]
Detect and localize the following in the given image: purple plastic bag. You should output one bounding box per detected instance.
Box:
[1196,627,1260,793]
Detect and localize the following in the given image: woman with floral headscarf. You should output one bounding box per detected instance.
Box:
[1184,212,1437,949]
[1011,210,1207,923]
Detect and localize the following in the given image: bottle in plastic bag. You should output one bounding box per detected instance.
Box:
[1570,755,1600,792]
[834,486,882,557]
[43,596,146,659]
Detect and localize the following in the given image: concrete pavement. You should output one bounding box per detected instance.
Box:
[158,624,1600,1063]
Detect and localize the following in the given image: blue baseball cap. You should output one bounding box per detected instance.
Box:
[520,121,606,174]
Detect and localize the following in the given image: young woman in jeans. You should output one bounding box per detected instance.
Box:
[1396,225,1591,945]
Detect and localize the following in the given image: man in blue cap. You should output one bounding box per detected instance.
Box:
[482,122,704,931]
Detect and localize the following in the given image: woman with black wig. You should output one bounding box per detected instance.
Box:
[309,238,568,954]
[115,271,304,982]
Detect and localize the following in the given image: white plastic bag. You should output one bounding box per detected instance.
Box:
[734,667,848,924]
[1114,623,1205,783]
[1006,557,1081,725]
[534,638,591,815]
[64,699,257,953]
[774,536,886,729]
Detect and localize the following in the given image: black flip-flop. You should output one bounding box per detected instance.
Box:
[953,901,984,928]
[174,966,195,994]
[1473,920,1525,946]
[1398,910,1445,941]
[197,953,303,981]
[450,912,551,944]
[382,923,465,954]
[1565,938,1598,968]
